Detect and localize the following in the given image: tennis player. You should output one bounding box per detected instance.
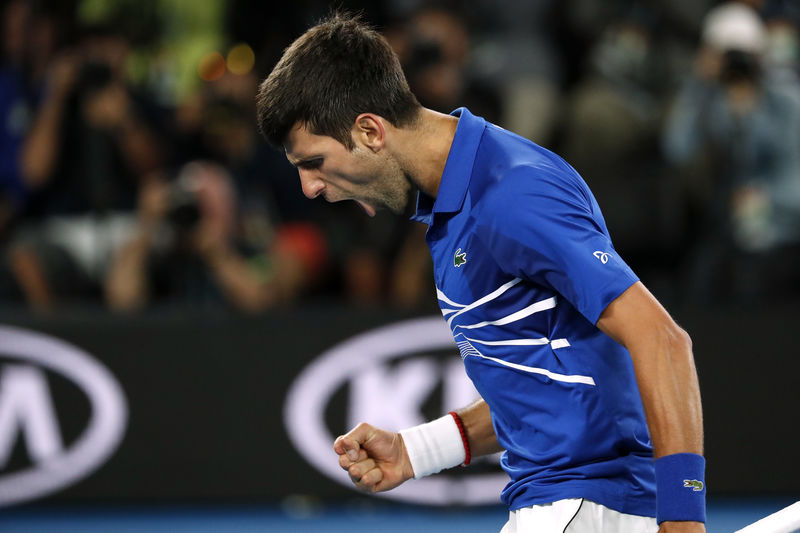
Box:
[257,14,705,533]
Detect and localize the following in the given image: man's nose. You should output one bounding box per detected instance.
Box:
[299,169,325,199]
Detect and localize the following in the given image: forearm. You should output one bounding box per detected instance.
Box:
[638,335,706,532]
[629,327,703,458]
[105,232,153,311]
[597,283,703,457]
[398,397,502,481]
[597,283,705,529]
[21,89,68,188]
[455,399,503,458]
[205,247,276,312]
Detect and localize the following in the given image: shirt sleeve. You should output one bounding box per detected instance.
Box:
[473,163,639,324]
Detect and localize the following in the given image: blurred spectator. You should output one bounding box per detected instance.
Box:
[321,205,432,310]
[561,10,679,272]
[172,68,312,223]
[0,0,61,228]
[663,1,800,303]
[105,162,327,312]
[3,0,799,313]
[763,0,800,81]
[107,62,328,312]
[387,9,470,113]
[7,22,164,310]
[465,0,563,145]
[0,0,32,232]
[0,0,33,302]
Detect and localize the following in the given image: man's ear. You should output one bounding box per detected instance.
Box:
[353,113,386,152]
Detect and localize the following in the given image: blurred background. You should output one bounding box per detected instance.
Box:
[0,0,798,531]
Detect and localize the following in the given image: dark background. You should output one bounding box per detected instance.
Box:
[1,303,797,506]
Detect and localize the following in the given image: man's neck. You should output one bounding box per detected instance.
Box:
[390,107,458,200]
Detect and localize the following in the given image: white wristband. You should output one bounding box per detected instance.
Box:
[399,414,466,479]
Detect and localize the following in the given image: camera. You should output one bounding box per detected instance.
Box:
[75,61,113,92]
[166,180,201,231]
[406,37,444,75]
[719,49,760,84]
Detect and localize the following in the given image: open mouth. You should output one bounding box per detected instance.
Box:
[355,200,376,217]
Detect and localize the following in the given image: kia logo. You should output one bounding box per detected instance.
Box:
[0,325,128,506]
[284,317,506,505]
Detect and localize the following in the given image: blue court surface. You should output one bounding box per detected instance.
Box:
[0,498,796,532]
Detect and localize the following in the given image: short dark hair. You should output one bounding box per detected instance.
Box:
[256,13,421,149]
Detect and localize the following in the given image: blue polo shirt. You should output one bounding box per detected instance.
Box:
[413,108,656,517]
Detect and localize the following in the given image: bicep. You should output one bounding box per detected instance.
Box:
[596,281,678,349]
[596,281,693,382]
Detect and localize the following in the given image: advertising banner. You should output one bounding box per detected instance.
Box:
[0,305,797,507]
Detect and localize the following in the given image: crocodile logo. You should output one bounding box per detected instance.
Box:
[683,480,704,492]
[454,248,467,267]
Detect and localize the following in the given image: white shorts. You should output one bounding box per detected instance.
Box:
[500,498,658,533]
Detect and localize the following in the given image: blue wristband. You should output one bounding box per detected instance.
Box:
[655,453,706,524]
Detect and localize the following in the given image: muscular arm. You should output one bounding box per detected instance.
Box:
[333,399,502,493]
[597,282,704,533]
[596,281,703,458]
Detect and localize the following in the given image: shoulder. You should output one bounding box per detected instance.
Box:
[477,159,591,227]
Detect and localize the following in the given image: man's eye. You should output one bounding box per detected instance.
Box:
[301,159,323,170]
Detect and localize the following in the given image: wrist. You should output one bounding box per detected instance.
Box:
[660,520,705,531]
[396,433,416,482]
[655,453,706,524]
[398,412,469,479]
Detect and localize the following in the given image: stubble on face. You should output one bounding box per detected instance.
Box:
[285,122,415,216]
[351,145,413,215]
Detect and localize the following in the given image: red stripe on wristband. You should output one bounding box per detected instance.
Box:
[448,411,471,466]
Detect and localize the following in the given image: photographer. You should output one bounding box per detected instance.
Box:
[8,23,163,309]
[663,1,800,303]
[105,162,327,312]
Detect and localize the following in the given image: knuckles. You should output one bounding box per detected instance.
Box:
[354,421,373,433]
[338,453,350,469]
[337,448,369,474]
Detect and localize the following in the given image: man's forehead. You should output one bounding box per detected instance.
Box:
[284,122,348,162]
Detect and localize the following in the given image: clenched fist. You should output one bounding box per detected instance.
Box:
[333,422,415,493]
